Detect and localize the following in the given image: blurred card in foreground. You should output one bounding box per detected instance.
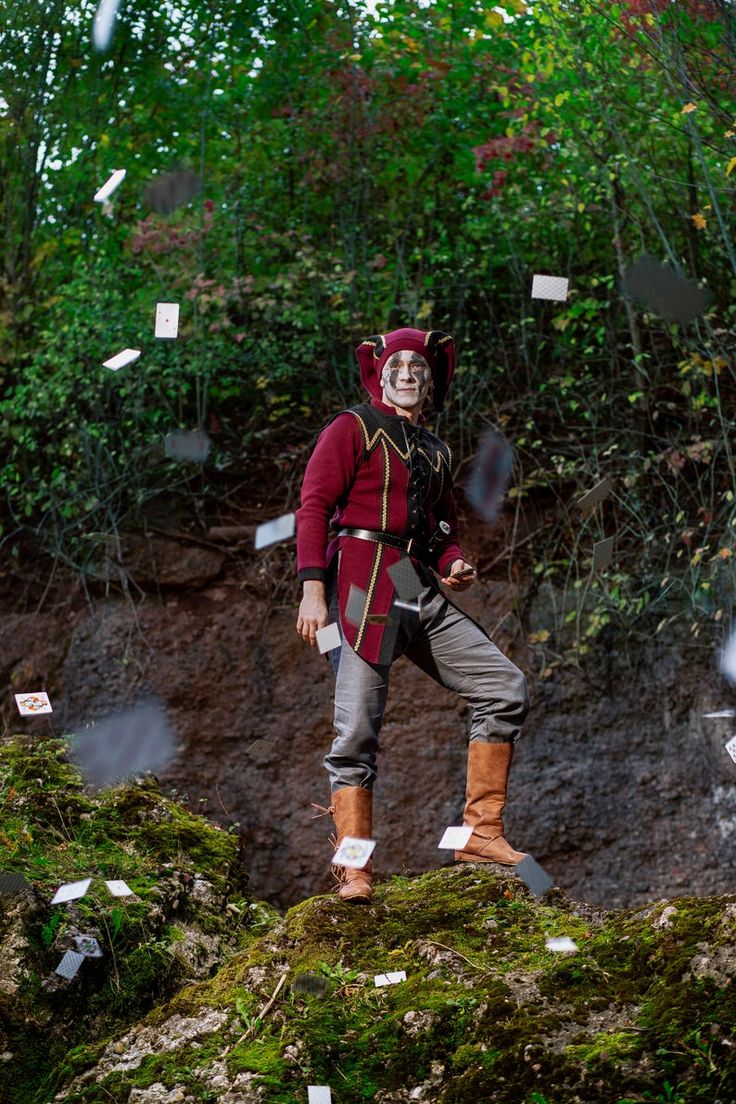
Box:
[546,936,578,953]
[332,836,375,870]
[467,431,513,523]
[51,878,92,905]
[387,557,423,601]
[0,872,30,894]
[255,513,295,550]
[144,169,201,215]
[720,631,736,686]
[70,699,176,788]
[92,0,122,52]
[516,855,553,897]
[94,169,126,203]
[622,256,709,323]
[164,430,210,463]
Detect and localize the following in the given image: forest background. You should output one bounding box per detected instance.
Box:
[1,0,735,654]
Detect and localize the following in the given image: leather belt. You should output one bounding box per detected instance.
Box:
[337,527,429,560]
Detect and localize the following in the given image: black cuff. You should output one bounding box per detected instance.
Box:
[298,568,326,583]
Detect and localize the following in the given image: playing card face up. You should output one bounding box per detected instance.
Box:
[105,879,133,897]
[437,825,474,850]
[51,878,92,905]
[144,169,201,215]
[103,348,141,371]
[75,934,103,958]
[0,872,30,894]
[93,168,126,203]
[374,970,406,987]
[467,431,514,524]
[720,631,736,686]
[55,950,86,980]
[15,692,52,716]
[92,0,122,52]
[532,274,569,301]
[387,557,423,601]
[69,699,176,788]
[725,735,736,764]
[703,710,735,719]
[332,836,375,870]
[593,536,614,572]
[546,936,578,953]
[622,256,709,323]
[516,856,553,897]
[316,623,342,655]
[576,476,612,513]
[345,584,366,627]
[307,1089,332,1104]
[155,303,180,339]
[254,512,296,550]
[164,430,210,463]
[292,973,329,996]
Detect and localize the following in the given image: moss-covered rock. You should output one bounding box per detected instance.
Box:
[0,736,279,1104]
[44,865,735,1104]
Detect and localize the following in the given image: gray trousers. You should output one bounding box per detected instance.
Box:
[326,584,529,792]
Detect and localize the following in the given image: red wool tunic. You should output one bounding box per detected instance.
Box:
[297,399,466,665]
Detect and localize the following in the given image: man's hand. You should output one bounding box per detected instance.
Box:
[441,559,477,592]
[296,580,329,648]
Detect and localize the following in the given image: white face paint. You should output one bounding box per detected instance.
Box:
[380,350,433,416]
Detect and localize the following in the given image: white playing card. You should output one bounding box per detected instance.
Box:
[254,512,296,550]
[720,631,736,686]
[51,878,92,905]
[703,710,736,719]
[394,599,420,613]
[532,273,569,301]
[437,825,474,850]
[92,0,122,52]
[75,934,103,958]
[546,936,578,953]
[374,970,406,987]
[93,168,126,202]
[725,735,736,764]
[307,1089,332,1104]
[155,302,180,338]
[332,836,375,870]
[105,879,133,897]
[316,623,342,655]
[103,348,141,371]
[55,950,87,980]
[15,691,52,716]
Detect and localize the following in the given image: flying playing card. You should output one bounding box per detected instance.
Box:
[75,934,103,958]
[93,169,126,203]
[394,599,420,613]
[703,710,736,719]
[15,691,52,716]
[245,739,269,759]
[516,856,554,897]
[437,825,474,850]
[332,836,375,870]
[532,274,569,301]
[55,950,87,980]
[316,623,342,655]
[725,735,736,764]
[545,936,578,953]
[467,431,514,524]
[374,971,406,987]
[144,169,201,215]
[92,0,122,51]
[0,872,30,894]
[51,878,92,905]
[593,536,614,572]
[576,476,612,513]
[103,348,140,371]
[254,512,296,550]
[720,631,736,686]
[622,256,710,323]
[345,584,366,627]
[155,303,180,339]
[307,1089,332,1104]
[164,430,210,463]
[292,973,329,997]
[105,879,133,897]
[387,557,423,601]
[69,699,176,788]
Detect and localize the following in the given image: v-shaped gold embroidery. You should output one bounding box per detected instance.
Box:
[348,410,450,473]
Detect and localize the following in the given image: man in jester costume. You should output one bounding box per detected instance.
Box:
[296,327,529,902]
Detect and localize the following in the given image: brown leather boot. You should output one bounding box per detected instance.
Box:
[330,786,373,903]
[454,741,527,865]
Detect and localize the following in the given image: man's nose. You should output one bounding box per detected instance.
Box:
[398,363,414,380]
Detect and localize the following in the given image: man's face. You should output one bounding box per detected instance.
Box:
[380,350,433,411]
